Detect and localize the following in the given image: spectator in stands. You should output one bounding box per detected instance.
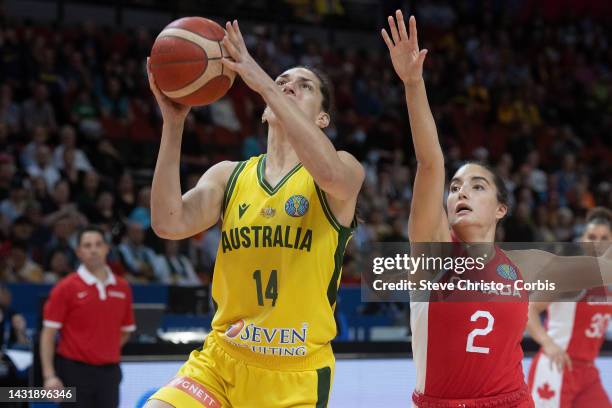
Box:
[70,89,102,139]
[0,284,30,386]
[0,283,31,347]
[8,216,39,261]
[59,147,85,190]
[3,242,44,283]
[192,221,221,279]
[99,77,131,122]
[53,125,92,171]
[42,180,86,228]
[114,171,136,218]
[524,151,547,201]
[0,178,28,223]
[555,153,579,203]
[181,114,211,174]
[9,314,31,348]
[21,83,57,133]
[118,221,159,282]
[76,171,101,216]
[43,216,78,270]
[26,145,60,191]
[90,139,125,181]
[40,225,135,408]
[154,240,200,286]
[20,125,49,169]
[89,190,121,228]
[44,250,72,284]
[0,154,15,201]
[0,84,20,133]
[505,202,537,242]
[554,207,576,241]
[128,186,151,230]
[30,175,49,204]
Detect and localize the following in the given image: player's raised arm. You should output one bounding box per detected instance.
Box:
[147,59,236,240]
[220,20,364,201]
[383,11,448,242]
[508,246,612,291]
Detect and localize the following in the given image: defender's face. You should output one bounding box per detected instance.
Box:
[447,164,507,231]
[581,223,611,256]
[582,224,612,243]
[263,67,329,128]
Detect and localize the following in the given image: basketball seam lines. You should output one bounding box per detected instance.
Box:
[217,41,225,75]
[156,27,225,98]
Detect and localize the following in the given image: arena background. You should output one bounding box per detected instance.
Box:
[0,0,611,406]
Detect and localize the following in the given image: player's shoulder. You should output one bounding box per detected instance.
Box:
[203,158,258,183]
[208,160,241,175]
[504,249,552,270]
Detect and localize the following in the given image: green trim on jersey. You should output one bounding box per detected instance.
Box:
[314,185,356,306]
[222,161,247,218]
[327,226,352,307]
[316,366,331,408]
[314,185,357,232]
[257,155,303,195]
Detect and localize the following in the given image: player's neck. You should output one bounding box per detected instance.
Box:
[266,127,299,173]
[453,225,496,243]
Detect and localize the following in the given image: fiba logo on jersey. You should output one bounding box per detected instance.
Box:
[496,264,517,280]
[285,195,309,217]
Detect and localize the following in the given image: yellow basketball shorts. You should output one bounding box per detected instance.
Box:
[148,334,334,408]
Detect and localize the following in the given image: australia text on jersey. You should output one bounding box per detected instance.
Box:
[221,225,313,253]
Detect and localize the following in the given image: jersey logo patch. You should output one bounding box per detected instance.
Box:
[260,207,276,218]
[225,319,244,338]
[496,264,517,280]
[285,195,309,217]
[537,382,555,400]
[168,376,221,407]
[238,203,250,219]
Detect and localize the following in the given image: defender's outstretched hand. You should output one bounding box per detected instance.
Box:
[146,57,190,124]
[382,10,427,86]
[221,20,271,95]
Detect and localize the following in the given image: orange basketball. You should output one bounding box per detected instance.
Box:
[149,17,236,106]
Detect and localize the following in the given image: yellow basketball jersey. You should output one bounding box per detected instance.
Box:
[209,154,354,370]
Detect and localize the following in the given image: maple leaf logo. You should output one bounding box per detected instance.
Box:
[537,382,555,400]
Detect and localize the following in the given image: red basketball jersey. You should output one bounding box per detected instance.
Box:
[545,288,612,362]
[411,245,529,398]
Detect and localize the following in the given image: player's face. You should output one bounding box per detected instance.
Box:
[76,231,109,270]
[447,164,507,233]
[580,223,611,256]
[581,223,611,242]
[263,67,329,128]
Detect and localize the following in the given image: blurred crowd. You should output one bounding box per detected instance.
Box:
[0,1,611,286]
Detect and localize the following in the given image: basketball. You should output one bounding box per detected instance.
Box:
[149,17,236,106]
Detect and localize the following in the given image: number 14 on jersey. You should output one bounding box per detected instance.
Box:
[253,269,278,306]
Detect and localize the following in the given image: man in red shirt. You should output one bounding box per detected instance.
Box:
[40,225,136,407]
